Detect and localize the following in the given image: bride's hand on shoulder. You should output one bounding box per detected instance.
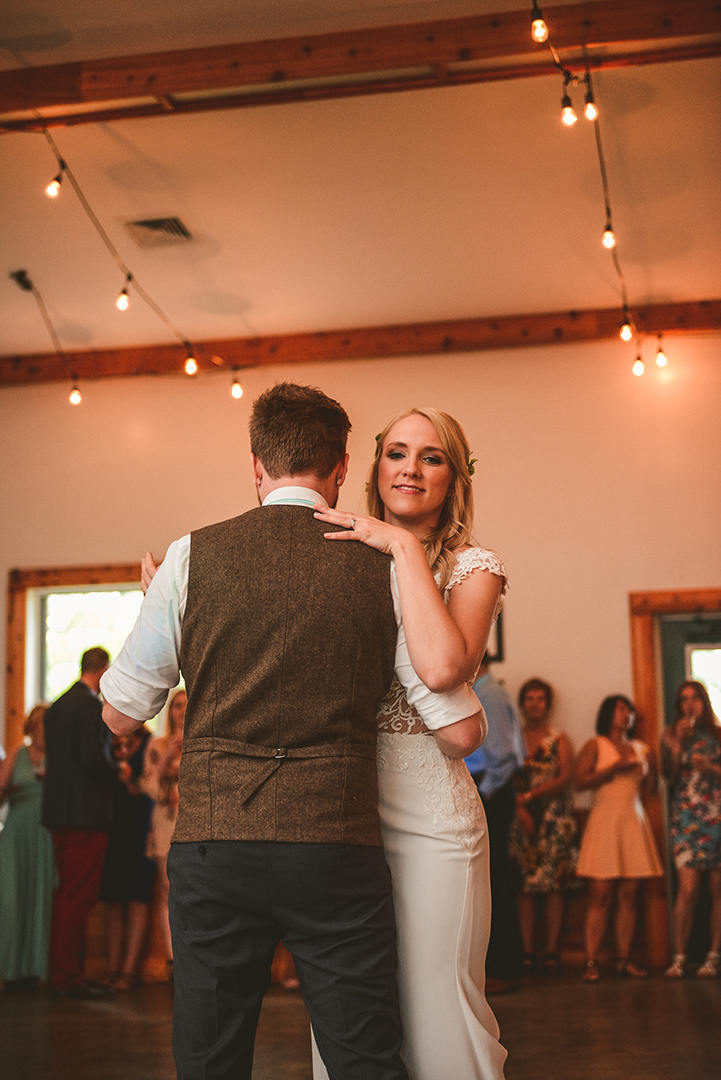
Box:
[313,504,417,558]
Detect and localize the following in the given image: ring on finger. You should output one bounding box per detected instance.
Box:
[350,518,356,529]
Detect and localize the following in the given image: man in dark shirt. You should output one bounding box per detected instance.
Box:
[43,646,121,998]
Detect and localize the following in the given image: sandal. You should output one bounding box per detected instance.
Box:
[582,960,601,983]
[664,955,686,979]
[615,958,647,979]
[541,952,561,972]
[96,971,120,989]
[522,952,538,972]
[696,952,720,979]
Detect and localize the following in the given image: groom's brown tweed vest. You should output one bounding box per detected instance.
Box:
[175,505,398,846]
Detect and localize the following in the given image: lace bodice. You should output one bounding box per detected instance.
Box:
[377,547,507,736]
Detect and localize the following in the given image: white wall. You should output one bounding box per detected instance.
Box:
[1,336,720,752]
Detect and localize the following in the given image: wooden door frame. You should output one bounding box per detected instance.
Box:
[5,563,140,751]
[629,587,721,967]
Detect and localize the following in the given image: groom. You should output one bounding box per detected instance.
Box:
[102,383,479,1080]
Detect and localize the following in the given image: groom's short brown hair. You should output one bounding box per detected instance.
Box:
[249,382,351,479]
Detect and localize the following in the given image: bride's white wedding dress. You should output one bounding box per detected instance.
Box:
[313,548,508,1080]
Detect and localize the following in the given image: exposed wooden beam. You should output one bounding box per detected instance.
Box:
[0,0,719,132]
[2,299,719,388]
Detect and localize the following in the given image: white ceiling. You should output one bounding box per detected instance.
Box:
[1,1,720,357]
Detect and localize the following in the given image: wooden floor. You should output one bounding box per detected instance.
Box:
[2,970,719,1080]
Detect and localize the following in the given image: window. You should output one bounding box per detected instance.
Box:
[27,586,143,706]
[6,563,140,749]
[687,646,721,719]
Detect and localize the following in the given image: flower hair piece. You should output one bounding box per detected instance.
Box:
[467,457,477,477]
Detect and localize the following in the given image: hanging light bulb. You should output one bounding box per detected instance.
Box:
[584,80,598,120]
[602,221,616,249]
[45,160,66,198]
[116,274,132,311]
[619,308,633,342]
[632,356,645,376]
[530,4,549,43]
[182,341,198,375]
[231,370,243,398]
[69,377,82,404]
[656,334,667,367]
[561,92,577,127]
[45,174,63,198]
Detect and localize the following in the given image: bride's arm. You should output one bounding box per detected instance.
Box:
[432,713,483,758]
[314,505,501,692]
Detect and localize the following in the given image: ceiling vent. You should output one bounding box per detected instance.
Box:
[124,216,193,248]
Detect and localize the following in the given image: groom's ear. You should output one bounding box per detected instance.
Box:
[250,452,264,487]
[334,453,349,488]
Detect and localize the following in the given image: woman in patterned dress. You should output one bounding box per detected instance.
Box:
[314,408,508,1080]
[141,688,185,977]
[661,680,721,979]
[510,678,578,972]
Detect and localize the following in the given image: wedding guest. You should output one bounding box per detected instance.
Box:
[661,680,721,979]
[0,706,56,988]
[99,726,154,989]
[510,678,578,972]
[466,656,526,994]
[575,695,662,981]
[43,648,123,998]
[141,689,185,978]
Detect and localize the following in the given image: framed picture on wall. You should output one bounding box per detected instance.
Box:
[485,609,504,663]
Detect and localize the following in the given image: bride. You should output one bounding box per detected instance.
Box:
[312,407,508,1080]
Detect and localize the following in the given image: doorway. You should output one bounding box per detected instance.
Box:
[629,587,721,966]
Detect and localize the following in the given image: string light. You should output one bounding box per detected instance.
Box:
[583,76,599,121]
[40,130,227,378]
[45,161,66,198]
[632,355,645,376]
[69,377,82,404]
[116,274,132,311]
[602,221,616,249]
[620,308,634,341]
[231,369,244,398]
[184,344,198,375]
[561,91,577,127]
[530,4,549,43]
[656,335,668,367]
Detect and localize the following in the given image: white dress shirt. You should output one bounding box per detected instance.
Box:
[101,486,479,730]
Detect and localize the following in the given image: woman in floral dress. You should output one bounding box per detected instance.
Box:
[661,680,721,979]
[510,678,578,971]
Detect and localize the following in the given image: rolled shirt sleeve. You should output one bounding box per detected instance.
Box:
[100,536,189,723]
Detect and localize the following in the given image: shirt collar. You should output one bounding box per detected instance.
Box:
[262,486,329,509]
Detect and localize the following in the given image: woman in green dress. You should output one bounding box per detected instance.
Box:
[0,705,57,987]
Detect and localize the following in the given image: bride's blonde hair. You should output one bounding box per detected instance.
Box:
[366,407,476,589]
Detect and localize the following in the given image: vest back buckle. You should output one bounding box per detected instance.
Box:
[274,747,287,759]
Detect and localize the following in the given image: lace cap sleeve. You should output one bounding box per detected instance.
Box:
[444,547,508,618]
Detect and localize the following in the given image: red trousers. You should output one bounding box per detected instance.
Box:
[49,828,108,991]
